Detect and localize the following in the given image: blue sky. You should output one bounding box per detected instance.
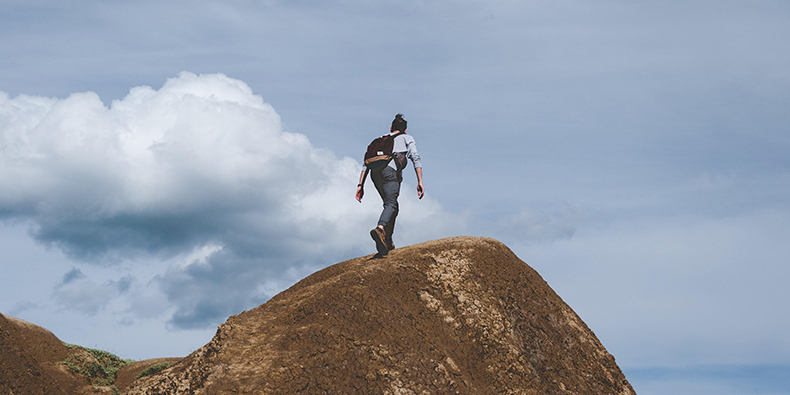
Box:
[1,1,789,394]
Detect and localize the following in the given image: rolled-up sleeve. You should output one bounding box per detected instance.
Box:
[406,137,422,169]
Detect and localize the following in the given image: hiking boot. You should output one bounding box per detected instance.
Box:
[386,239,395,251]
[370,227,388,255]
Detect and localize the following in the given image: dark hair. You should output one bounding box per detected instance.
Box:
[391,113,407,132]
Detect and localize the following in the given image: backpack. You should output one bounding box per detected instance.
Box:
[364,131,405,169]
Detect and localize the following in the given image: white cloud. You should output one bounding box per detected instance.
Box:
[0,72,465,328]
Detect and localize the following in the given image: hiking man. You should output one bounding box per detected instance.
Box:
[356,114,424,255]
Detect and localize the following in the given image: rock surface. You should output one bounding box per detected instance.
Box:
[129,236,636,394]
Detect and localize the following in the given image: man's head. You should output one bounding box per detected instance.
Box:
[391,113,407,133]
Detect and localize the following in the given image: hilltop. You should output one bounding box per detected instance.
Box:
[128,236,635,394]
[2,237,635,394]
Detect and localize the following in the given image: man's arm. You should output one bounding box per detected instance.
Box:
[415,167,424,199]
[355,168,369,202]
[404,135,424,199]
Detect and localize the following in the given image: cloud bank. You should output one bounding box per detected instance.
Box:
[0,72,465,328]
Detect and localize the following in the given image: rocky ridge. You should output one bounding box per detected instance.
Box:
[128,236,636,394]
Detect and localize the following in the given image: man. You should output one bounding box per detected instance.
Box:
[356,114,424,256]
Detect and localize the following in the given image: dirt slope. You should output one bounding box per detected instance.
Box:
[0,312,183,394]
[0,313,87,395]
[115,358,183,391]
[129,236,636,394]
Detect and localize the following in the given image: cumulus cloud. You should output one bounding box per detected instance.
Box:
[0,72,465,328]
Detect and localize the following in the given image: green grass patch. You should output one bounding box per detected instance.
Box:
[60,343,134,387]
[134,361,172,380]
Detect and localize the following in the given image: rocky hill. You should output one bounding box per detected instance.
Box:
[128,236,636,394]
[0,313,86,395]
[0,312,179,394]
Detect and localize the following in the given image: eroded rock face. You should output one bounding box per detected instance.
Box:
[129,236,635,395]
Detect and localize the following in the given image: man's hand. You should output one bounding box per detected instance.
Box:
[356,169,369,203]
[415,167,424,200]
[356,186,364,202]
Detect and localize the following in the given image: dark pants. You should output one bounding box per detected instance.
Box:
[370,166,401,243]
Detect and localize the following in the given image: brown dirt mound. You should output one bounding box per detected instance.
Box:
[0,313,87,395]
[115,358,183,392]
[0,312,184,394]
[128,236,636,394]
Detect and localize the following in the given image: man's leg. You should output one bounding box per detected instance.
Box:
[370,167,400,254]
[377,170,400,226]
[384,168,403,250]
[384,205,397,250]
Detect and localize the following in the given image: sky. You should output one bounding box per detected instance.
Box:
[1,1,789,394]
